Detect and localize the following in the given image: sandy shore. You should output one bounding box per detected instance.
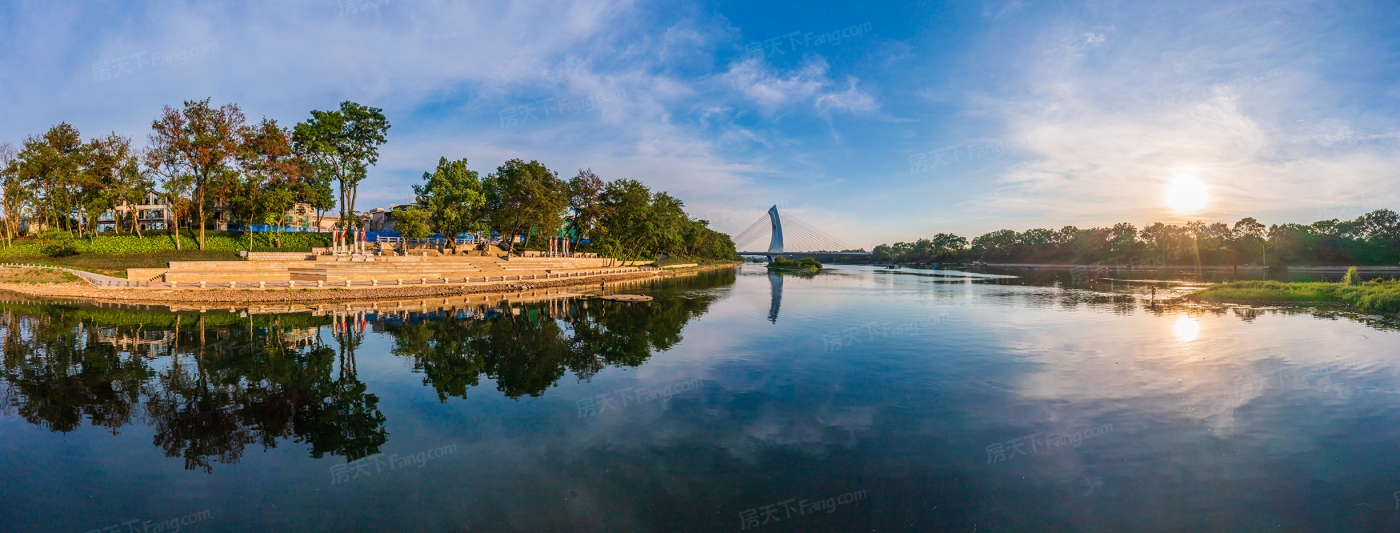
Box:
[0,263,738,306]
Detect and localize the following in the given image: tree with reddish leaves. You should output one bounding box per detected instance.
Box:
[146,98,245,250]
[233,118,302,249]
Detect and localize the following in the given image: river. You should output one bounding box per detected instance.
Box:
[2,264,1398,532]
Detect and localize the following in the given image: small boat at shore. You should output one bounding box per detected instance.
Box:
[598,294,653,302]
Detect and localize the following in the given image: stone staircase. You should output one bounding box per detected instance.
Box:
[125,253,637,287]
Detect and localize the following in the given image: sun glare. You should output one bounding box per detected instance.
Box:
[1173,316,1201,343]
[1165,175,1210,214]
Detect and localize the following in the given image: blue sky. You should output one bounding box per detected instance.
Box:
[1,0,1398,249]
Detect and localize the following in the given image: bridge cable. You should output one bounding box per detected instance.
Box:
[731,214,773,252]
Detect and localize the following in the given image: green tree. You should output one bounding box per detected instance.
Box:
[15,123,85,235]
[292,101,390,230]
[594,178,652,259]
[83,133,145,238]
[300,175,336,230]
[565,168,605,241]
[413,157,485,240]
[389,206,432,248]
[1232,217,1267,265]
[483,159,567,254]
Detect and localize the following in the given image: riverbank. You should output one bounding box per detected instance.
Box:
[1192,279,1400,314]
[981,263,1400,273]
[0,263,738,306]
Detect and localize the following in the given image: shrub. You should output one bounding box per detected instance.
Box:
[768,256,822,271]
[1342,266,1361,286]
[40,241,78,258]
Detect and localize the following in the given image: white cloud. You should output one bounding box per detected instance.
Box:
[720,57,829,112]
[956,5,1400,231]
[815,77,878,114]
[719,57,879,116]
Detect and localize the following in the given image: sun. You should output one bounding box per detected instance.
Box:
[1165,175,1210,214]
[1173,316,1201,343]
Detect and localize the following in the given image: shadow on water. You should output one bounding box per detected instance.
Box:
[0,269,734,472]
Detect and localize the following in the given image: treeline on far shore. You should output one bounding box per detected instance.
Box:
[873,210,1400,266]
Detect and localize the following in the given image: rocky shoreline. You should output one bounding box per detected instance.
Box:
[0,263,738,306]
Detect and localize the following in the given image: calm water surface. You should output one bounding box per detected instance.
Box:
[3,265,1400,532]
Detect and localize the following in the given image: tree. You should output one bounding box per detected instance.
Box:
[589,179,714,261]
[237,118,302,248]
[413,157,485,241]
[147,98,246,250]
[483,159,567,254]
[595,178,653,260]
[1232,217,1266,265]
[83,133,145,238]
[292,101,390,231]
[0,143,26,246]
[14,123,85,235]
[389,206,431,248]
[145,146,193,250]
[646,192,690,257]
[970,229,1019,261]
[565,168,605,241]
[1108,222,1138,255]
[679,219,737,260]
[300,175,336,231]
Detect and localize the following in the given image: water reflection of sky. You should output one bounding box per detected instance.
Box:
[3,265,1400,531]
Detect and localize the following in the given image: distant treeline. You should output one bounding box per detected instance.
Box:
[873,210,1400,266]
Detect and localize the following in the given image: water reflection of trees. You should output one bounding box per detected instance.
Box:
[0,305,386,472]
[387,287,722,401]
[0,272,729,470]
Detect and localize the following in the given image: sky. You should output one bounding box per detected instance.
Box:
[1,0,1398,250]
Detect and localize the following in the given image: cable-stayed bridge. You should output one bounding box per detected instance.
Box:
[733,205,870,259]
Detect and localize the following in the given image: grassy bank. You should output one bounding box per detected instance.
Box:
[1194,278,1400,314]
[0,231,327,277]
[3,251,245,277]
[0,267,81,284]
[0,231,329,258]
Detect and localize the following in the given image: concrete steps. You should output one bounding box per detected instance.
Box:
[135,253,629,285]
